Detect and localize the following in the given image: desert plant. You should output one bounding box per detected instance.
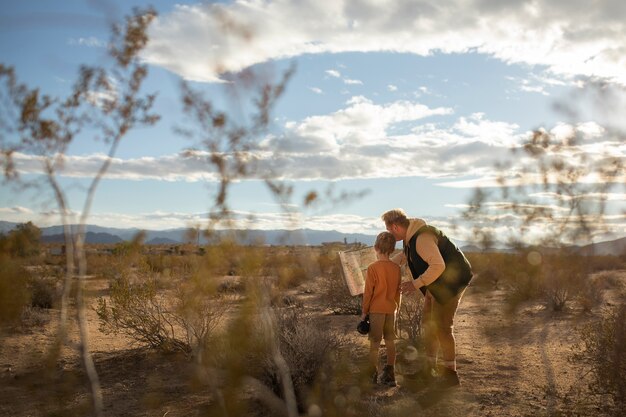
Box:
[505,270,542,313]
[29,277,56,309]
[573,303,626,415]
[238,308,346,411]
[172,276,229,353]
[541,253,588,312]
[0,255,31,327]
[321,266,361,315]
[96,266,228,355]
[96,275,189,353]
[255,307,346,412]
[397,292,424,346]
[0,222,41,258]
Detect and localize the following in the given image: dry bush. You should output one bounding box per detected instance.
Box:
[593,270,624,291]
[95,275,188,352]
[505,270,542,313]
[317,247,341,276]
[258,308,346,411]
[265,248,317,289]
[96,255,228,354]
[573,303,626,415]
[321,266,361,315]
[467,252,535,293]
[172,275,229,353]
[397,292,424,346]
[577,275,605,312]
[29,277,56,309]
[583,255,626,273]
[540,253,588,312]
[0,256,31,327]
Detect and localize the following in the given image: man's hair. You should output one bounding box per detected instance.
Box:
[374,231,396,255]
[381,209,409,228]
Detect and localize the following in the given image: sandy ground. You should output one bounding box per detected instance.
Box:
[1,271,623,416]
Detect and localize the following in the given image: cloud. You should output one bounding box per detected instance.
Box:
[0,205,385,235]
[68,36,106,48]
[387,84,398,91]
[325,69,341,78]
[0,206,33,215]
[143,0,626,85]
[8,97,623,186]
[343,78,363,85]
[309,87,323,94]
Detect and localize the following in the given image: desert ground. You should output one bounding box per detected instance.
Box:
[1,253,624,417]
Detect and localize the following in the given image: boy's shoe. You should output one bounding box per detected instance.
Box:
[434,367,460,389]
[380,365,397,387]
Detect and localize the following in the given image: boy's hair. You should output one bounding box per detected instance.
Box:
[381,208,409,228]
[374,232,396,255]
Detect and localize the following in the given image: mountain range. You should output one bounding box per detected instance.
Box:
[1,221,625,256]
[0,221,378,247]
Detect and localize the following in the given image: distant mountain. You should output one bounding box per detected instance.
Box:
[1,221,376,246]
[3,220,625,254]
[576,236,626,256]
[41,231,123,244]
[146,237,180,245]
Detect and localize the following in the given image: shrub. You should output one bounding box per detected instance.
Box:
[505,270,542,313]
[96,275,186,352]
[541,254,587,312]
[397,292,424,346]
[29,277,56,309]
[577,275,605,312]
[172,276,229,352]
[573,303,626,415]
[0,222,41,258]
[0,256,31,327]
[257,308,346,411]
[96,268,228,354]
[321,266,361,315]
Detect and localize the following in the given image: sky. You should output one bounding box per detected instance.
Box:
[0,0,625,244]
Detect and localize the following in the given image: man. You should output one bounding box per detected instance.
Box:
[382,208,473,387]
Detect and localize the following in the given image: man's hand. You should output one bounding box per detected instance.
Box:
[401,281,416,294]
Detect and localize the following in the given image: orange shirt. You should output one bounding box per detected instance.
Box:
[362,259,401,315]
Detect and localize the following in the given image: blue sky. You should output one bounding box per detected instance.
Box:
[1,0,625,243]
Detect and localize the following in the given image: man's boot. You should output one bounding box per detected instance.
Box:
[435,366,460,388]
[380,364,397,387]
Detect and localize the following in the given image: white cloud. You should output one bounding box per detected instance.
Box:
[309,87,323,94]
[8,97,623,186]
[387,84,398,91]
[68,36,106,48]
[143,0,626,85]
[325,69,341,78]
[344,78,363,85]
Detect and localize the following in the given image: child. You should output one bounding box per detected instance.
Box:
[361,231,401,386]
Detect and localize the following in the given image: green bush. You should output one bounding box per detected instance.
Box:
[0,221,41,258]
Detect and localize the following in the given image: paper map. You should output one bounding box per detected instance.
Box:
[338,246,377,296]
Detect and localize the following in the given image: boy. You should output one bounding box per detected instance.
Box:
[361,231,402,386]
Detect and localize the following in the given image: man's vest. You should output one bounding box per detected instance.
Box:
[404,225,473,304]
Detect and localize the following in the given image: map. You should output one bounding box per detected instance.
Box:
[338,246,377,296]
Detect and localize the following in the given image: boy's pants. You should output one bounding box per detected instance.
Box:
[368,312,396,342]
